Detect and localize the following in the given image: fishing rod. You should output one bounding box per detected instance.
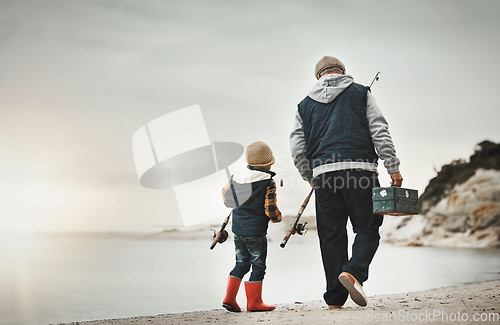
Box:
[280,187,314,248]
[367,71,381,92]
[210,211,231,250]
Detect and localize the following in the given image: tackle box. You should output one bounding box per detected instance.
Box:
[372,186,419,216]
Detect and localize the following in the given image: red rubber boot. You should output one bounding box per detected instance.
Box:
[222,276,241,312]
[245,281,275,312]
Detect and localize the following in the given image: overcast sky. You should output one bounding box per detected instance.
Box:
[1,0,499,233]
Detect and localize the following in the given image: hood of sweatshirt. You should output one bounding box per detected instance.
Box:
[232,166,273,184]
[308,74,354,104]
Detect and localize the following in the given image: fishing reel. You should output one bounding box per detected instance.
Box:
[292,222,308,236]
[211,229,229,244]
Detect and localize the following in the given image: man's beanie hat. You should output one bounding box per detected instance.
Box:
[246,141,275,168]
[315,56,345,78]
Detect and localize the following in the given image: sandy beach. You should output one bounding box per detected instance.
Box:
[64,280,499,325]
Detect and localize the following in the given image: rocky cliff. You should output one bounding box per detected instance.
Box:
[381,140,500,248]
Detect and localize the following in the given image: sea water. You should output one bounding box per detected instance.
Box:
[1,233,499,325]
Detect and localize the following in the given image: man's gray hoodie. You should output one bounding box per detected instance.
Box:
[290,73,400,183]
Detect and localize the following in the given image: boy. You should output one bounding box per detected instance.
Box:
[221,141,282,312]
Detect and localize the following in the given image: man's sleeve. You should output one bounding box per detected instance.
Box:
[366,91,400,174]
[265,179,282,223]
[290,110,314,183]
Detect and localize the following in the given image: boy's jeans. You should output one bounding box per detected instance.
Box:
[314,169,383,306]
[230,234,267,281]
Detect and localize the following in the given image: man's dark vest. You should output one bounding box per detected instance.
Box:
[230,169,274,236]
[298,82,378,169]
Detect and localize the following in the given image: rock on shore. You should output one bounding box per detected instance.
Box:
[382,140,500,248]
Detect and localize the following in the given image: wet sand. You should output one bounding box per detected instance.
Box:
[64,280,500,324]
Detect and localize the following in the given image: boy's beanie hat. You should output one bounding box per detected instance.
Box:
[315,56,345,78]
[246,141,275,168]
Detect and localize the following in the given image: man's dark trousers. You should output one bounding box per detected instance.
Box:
[314,169,383,306]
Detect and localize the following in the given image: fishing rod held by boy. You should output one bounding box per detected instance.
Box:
[210,212,231,250]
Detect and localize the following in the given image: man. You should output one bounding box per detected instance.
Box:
[290,56,403,309]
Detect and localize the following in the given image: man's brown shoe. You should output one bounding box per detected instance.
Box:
[338,272,367,307]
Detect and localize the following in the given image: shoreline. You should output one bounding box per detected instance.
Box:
[64,280,500,325]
